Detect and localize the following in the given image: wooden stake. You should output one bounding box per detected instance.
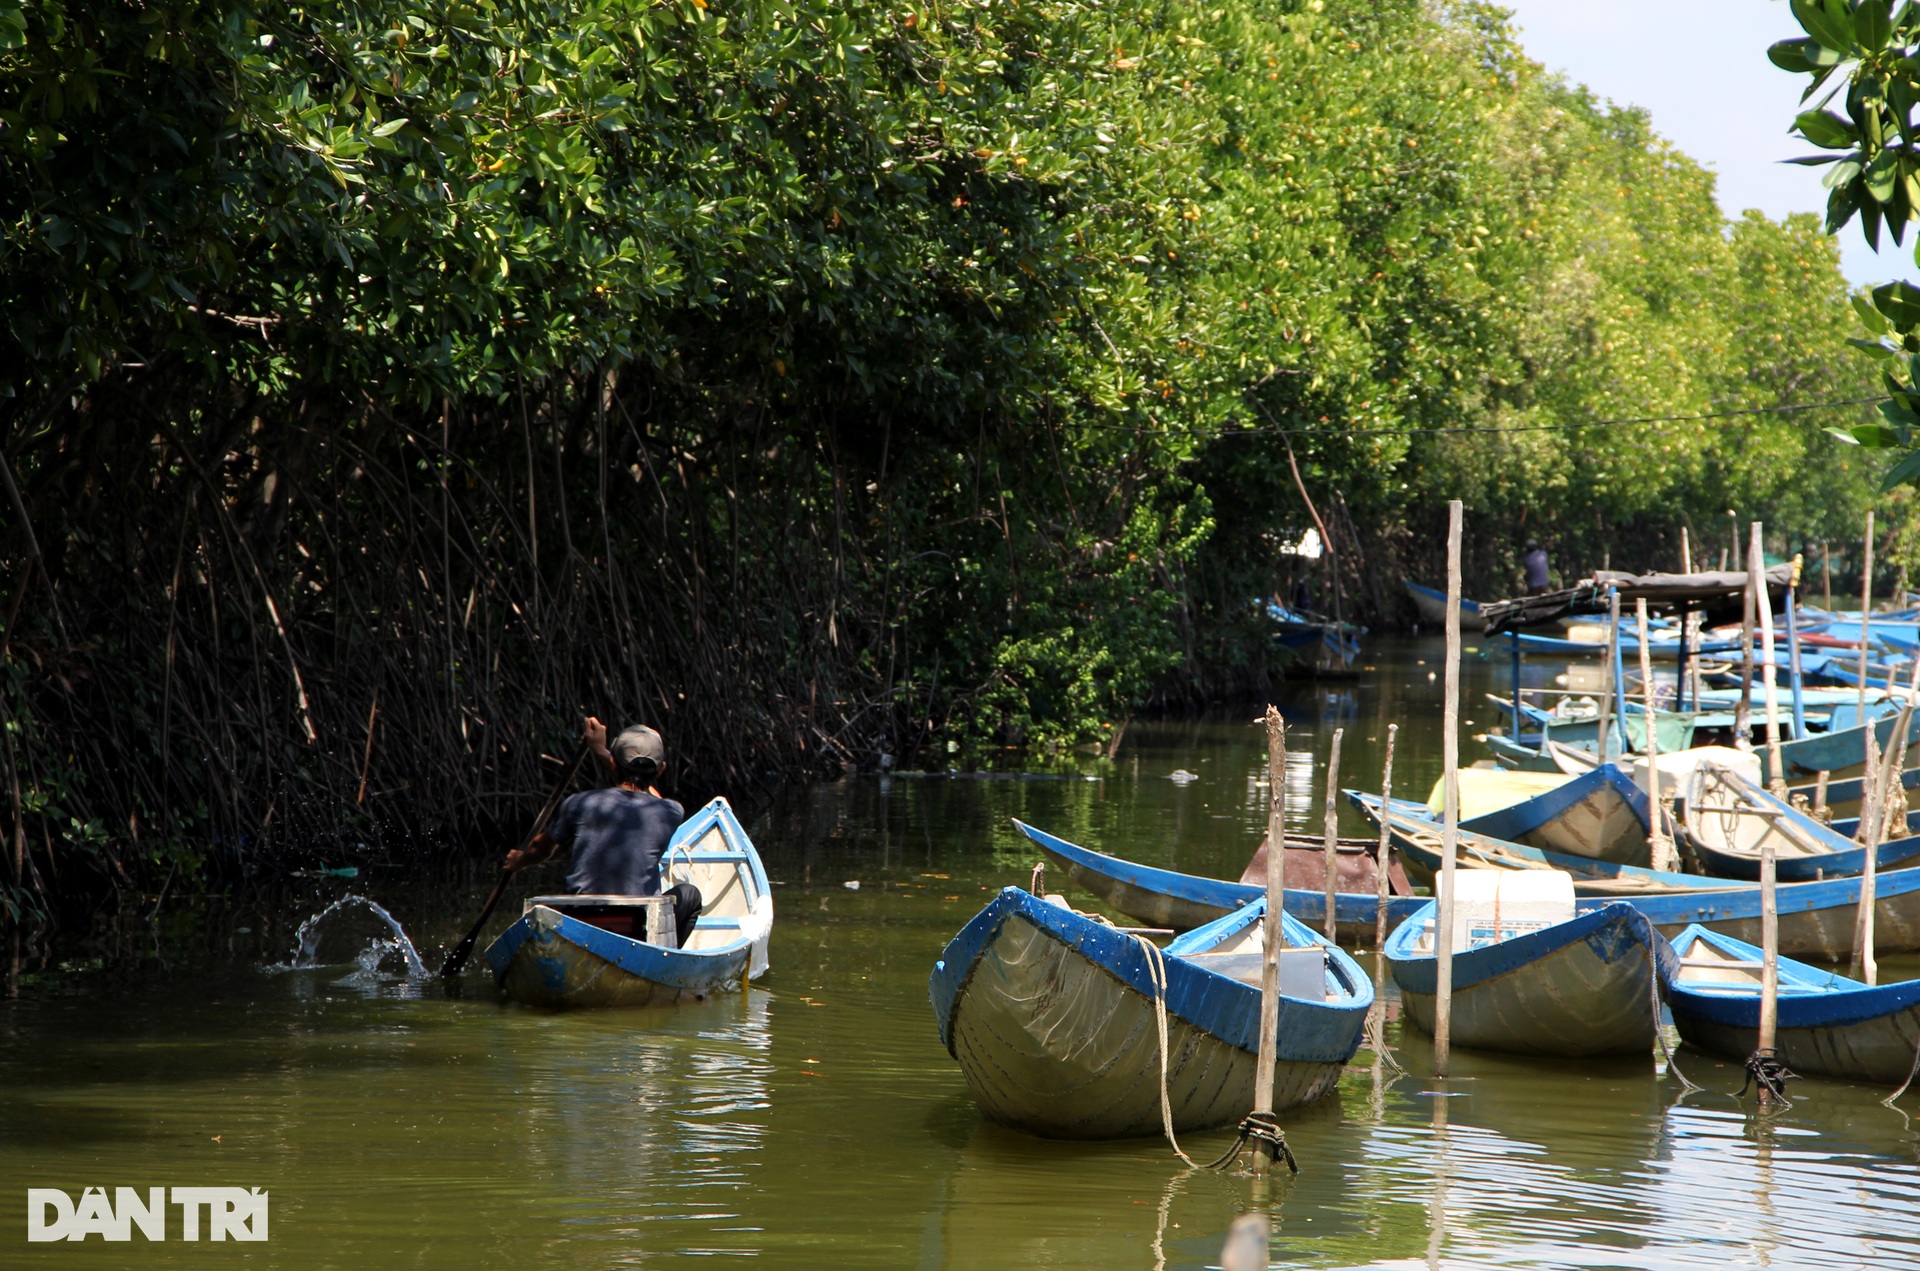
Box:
[1636,598,1672,871]
[1434,500,1463,1077]
[1758,835,1779,1098]
[1596,590,1616,763]
[1680,526,1692,576]
[1736,535,1756,752]
[1374,724,1398,950]
[1860,511,1880,851]
[1753,525,1788,799]
[1814,770,1831,819]
[1253,705,1286,1175]
[1860,511,1875,721]
[1853,664,1918,985]
[1823,540,1832,610]
[1322,726,1344,941]
[1880,693,1915,847]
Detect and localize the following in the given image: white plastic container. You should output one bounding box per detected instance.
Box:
[1410,869,1575,951]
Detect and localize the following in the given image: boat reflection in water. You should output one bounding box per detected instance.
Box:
[497,988,774,1259]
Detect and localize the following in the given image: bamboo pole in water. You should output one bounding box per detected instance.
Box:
[1859,513,1881,843]
[1253,705,1286,1175]
[1736,536,1756,752]
[1884,725,1913,847]
[1596,590,1616,763]
[1434,500,1463,1077]
[1759,834,1779,1104]
[1374,724,1398,950]
[1680,528,1702,711]
[1856,731,1892,988]
[1861,511,1876,720]
[1853,665,1918,985]
[1322,726,1344,941]
[1753,525,1788,801]
[1636,599,1673,872]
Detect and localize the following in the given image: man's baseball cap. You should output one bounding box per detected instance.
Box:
[611,725,666,770]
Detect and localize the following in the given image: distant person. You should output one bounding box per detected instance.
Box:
[503,717,701,945]
[1522,540,1551,595]
[1291,578,1315,612]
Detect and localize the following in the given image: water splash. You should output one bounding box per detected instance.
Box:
[281,894,428,981]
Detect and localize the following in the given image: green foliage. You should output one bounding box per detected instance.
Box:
[1770,0,1920,490]
[0,0,1884,906]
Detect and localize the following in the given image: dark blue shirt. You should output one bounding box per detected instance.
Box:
[548,786,686,896]
[1522,548,1550,591]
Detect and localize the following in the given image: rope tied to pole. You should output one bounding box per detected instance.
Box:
[1133,932,1302,1175]
[1738,1048,1799,1107]
[1201,1112,1300,1175]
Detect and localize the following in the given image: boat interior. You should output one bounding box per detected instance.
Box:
[1684,766,1847,861]
[661,817,765,952]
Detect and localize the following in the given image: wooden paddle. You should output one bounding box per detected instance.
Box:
[438,743,592,979]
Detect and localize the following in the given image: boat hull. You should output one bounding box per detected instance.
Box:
[1461,765,1650,866]
[1405,581,1485,631]
[489,905,768,1008]
[1357,792,1920,960]
[1016,819,1426,940]
[1664,927,1920,1084]
[1388,903,1671,1057]
[930,890,1369,1138]
[1769,709,1920,781]
[1689,830,1920,882]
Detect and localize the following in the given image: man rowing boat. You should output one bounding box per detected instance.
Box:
[503,717,702,946]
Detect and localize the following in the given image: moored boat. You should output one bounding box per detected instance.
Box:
[1384,876,1673,1058]
[1663,925,1920,1085]
[1351,791,1920,960]
[1680,765,1920,882]
[1452,764,1650,866]
[486,797,773,1008]
[1013,819,1427,939]
[928,888,1371,1138]
[1405,580,1485,631]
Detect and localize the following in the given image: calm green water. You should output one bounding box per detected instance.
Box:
[6,638,1920,1269]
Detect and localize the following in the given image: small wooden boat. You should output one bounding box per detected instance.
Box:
[1013,819,1427,939]
[1452,764,1650,866]
[1767,706,1920,782]
[1800,616,1920,653]
[1509,631,1739,661]
[1353,793,1742,896]
[1480,706,1696,766]
[1663,925,1920,1085]
[1267,601,1363,667]
[1351,792,1920,960]
[1385,879,1674,1058]
[1404,580,1485,631]
[1680,765,1920,881]
[928,888,1372,1137]
[485,797,773,1008]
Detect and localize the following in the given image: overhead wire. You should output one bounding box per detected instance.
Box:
[1065,394,1888,441]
